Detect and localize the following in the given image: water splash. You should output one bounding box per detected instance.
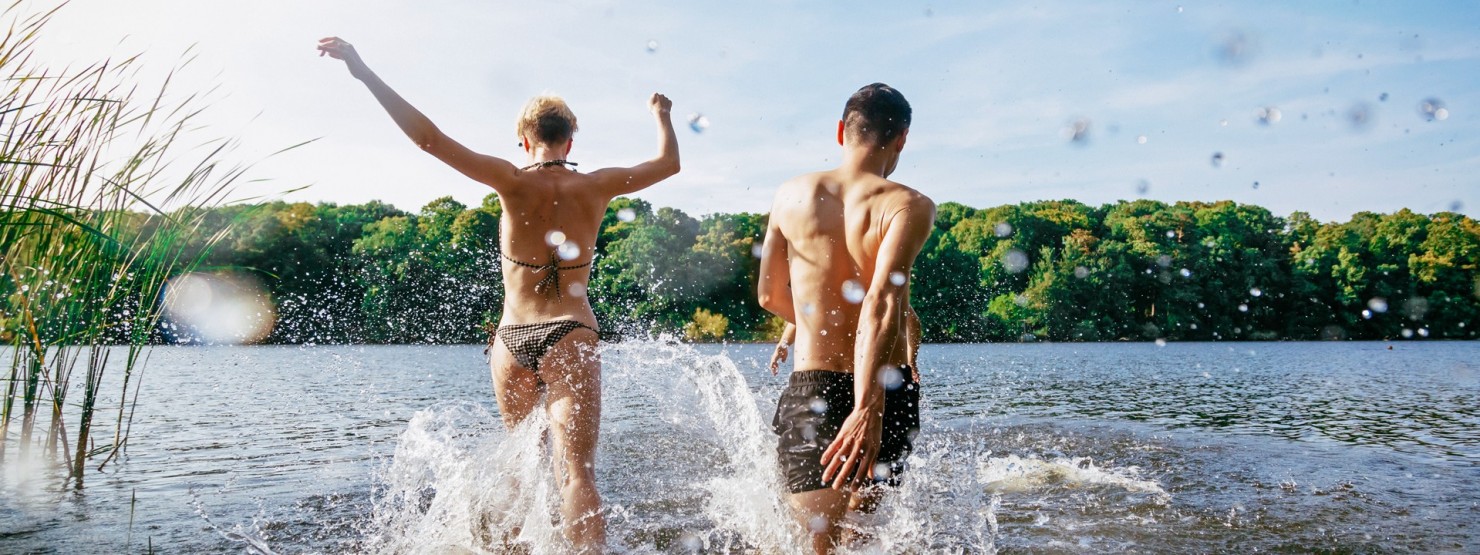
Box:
[356,341,1172,552]
[1255,106,1281,125]
[1062,118,1091,144]
[1419,98,1448,121]
[687,114,710,133]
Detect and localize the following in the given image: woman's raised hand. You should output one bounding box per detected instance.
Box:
[317,37,369,80]
[649,93,672,116]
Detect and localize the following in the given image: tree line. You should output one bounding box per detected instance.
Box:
[11,195,1476,345]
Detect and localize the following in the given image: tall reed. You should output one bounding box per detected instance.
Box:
[0,1,264,487]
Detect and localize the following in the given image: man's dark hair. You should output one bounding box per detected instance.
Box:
[842,83,911,146]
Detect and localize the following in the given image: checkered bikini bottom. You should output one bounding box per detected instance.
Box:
[487,320,596,380]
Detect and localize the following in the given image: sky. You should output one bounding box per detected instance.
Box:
[28,0,1480,222]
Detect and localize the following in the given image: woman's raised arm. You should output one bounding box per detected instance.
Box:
[588,93,680,198]
[318,37,518,190]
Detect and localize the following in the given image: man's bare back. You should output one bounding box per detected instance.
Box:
[766,169,929,373]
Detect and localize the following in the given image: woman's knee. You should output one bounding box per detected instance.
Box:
[561,469,599,499]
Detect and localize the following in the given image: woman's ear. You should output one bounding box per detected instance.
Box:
[520,134,532,153]
[565,138,574,157]
[836,120,846,146]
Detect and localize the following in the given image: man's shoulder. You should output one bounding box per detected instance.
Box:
[779,170,832,190]
[878,180,935,216]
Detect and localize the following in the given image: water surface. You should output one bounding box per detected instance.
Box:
[1,341,1476,553]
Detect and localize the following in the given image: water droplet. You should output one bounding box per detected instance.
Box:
[873,462,893,480]
[841,279,865,304]
[1157,255,1172,267]
[1136,179,1150,195]
[687,113,710,133]
[545,230,567,247]
[1252,181,1260,189]
[1155,338,1167,347]
[809,398,828,414]
[679,533,702,552]
[1361,309,1373,319]
[645,39,659,53]
[808,515,829,533]
[878,366,904,390]
[1400,328,1413,338]
[1210,152,1225,168]
[1002,249,1029,273]
[1013,294,1029,307]
[1238,303,1249,312]
[1250,287,1262,297]
[1176,5,1183,13]
[1378,92,1389,102]
[1367,297,1388,313]
[751,243,764,258]
[1215,31,1253,66]
[563,282,586,298]
[1136,135,1148,145]
[801,303,815,316]
[1165,230,1176,239]
[1074,266,1090,279]
[557,240,581,260]
[1347,102,1373,129]
[1255,106,1281,125]
[1219,119,1229,127]
[1449,200,1463,212]
[1418,328,1429,338]
[616,208,637,222]
[1419,97,1447,121]
[994,222,1013,237]
[1062,118,1091,144]
[889,271,907,286]
[1180,268,1192,278]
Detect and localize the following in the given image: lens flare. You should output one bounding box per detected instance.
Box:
[162,272,276,345]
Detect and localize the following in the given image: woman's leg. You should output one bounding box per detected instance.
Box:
[537,328,604,553]
[490,336,542,428]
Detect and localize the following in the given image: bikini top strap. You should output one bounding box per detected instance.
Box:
[500,251,592,297]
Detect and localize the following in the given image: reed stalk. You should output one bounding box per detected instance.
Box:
[0,0,282,488]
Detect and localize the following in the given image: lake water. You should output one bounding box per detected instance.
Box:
[2,341,1478,553]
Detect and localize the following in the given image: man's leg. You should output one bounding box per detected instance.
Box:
[789,488,850,554]
[540,329,604,554]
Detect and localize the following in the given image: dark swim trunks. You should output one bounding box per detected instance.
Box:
[772,368,920,494]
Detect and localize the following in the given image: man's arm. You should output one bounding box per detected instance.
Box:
[768,322,797,375]
[757,213,796,324]
[318,37,519,190]
[819,195,935,489]
[906,302,922,382]
[588,94,680,198]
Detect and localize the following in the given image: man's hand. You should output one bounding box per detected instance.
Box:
[819,407,883,490]
[317,37,370,80]
[768,342,789,375]
[649,93,672,116]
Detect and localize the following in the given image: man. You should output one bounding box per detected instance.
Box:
[758,83,935,553]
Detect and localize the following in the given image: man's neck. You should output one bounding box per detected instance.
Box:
[838,144,894,178]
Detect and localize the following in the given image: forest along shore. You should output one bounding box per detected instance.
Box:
[17,196,1473,346]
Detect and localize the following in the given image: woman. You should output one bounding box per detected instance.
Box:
[318,37,679,552]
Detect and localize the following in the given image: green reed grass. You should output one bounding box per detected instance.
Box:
[0,1,282,488]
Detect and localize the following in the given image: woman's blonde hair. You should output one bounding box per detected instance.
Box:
[516,95,578,146]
